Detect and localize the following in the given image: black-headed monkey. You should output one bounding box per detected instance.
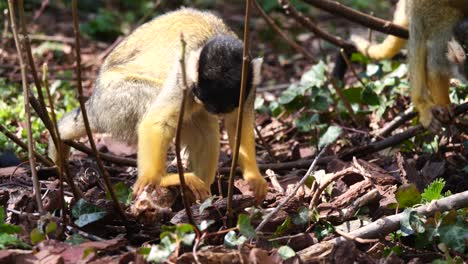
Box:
[49,8,268,202]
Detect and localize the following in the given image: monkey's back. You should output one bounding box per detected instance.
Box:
[101,8,237,85]
[87,9,237,143]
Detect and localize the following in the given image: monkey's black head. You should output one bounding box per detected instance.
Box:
[454,19,468,49]
[194,35,253,114]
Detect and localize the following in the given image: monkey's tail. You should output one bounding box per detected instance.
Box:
[350,0,408,60]
[408,21,429,114]
[48,107,87,163]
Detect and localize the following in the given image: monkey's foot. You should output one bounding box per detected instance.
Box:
[132,175,162,197]
[181,174,211,201]
[420,105,454,132]
[244,173,268,203]
[160,173,211,201]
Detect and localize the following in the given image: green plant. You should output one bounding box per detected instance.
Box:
[0,78,78,159]
[0,207,30,249]
[144,224,196,263]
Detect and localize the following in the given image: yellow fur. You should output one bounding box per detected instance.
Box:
[51,8,268,202]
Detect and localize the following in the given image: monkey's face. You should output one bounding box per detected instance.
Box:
[193,35,253,115]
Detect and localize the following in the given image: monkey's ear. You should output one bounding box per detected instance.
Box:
[251,57,263,86]
[187,49,202,84]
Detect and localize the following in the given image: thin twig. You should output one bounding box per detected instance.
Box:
[176,34,198,232]
[227,0,253,225]
[309,167,357,209]
[301,0,408,39]
[18,0,57,146]
[256,147,326,232]
[71,0,125,219]
[373,107,416,138]
[339,49,366,88]
[329,76,358,125]
[340,101,468,160]
[0,124,53,166]
[279,0,355,51]
[254,125,277,162]
[16,1,80,200]
[334,228,379,244]
[8,0,44,214]
[63,140,137,166]
[252,0,315,62]
[42,63,68,223]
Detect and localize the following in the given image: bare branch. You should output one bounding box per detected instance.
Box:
[8,0,44,214]
[279,0,355,51]
[301,0,408,39]
[298,190,468,262]
[71,0,125,219]
[227,0,253,225]
[176,34,198,231]
[252,0,315,62]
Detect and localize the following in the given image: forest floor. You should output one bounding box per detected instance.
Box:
[0,1,467,263]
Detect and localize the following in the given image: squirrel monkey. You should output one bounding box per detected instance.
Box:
[351,0,468,130]
[49,8,268,202]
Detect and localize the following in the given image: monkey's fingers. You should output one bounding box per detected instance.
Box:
[184,176,211,201]
[132,176,162,197]
[245,176,268,204]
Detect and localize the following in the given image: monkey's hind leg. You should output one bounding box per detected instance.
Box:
[48,107,87,164]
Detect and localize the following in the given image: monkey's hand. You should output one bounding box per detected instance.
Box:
[244,172,268,203]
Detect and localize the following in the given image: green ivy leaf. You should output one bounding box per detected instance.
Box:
[147,239,174,263]
[198,220,214,232]
[342,87,363,104]
[237,214,256,239]
[0,233,30,250]
[300,61,327,88]
[45,222,57,234]
[72,199,107,227]
[278,89,298,105]
[107,182,131,205]
[278,245,296,260]
[400,209,425,236]
[366,64,380,76]
[199,196,215,214]
[293,207,310,225]
[318,125,342,149]
[274,217,291,237]
[30,228,45,245]
[224,231,247,248]
[65,234,87,245]
[361,85,380,105]
[396,184,421,208]
[439,223,467,253]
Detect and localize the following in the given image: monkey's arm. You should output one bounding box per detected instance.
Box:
[135,104,211,199]
[224,90,267,202]
[134,104,179,195]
